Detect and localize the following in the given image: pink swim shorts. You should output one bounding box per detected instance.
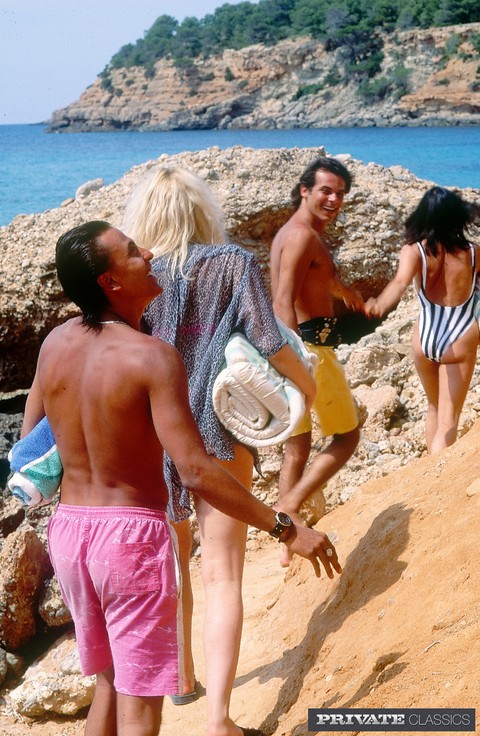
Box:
[47,504,183,697]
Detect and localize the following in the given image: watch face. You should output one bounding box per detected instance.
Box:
[269,511,293,539]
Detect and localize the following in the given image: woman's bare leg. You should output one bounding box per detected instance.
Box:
[413,324,477,453]
[173,518,196,695]
[194,443,253,736]
[431,353,477,452]
[413,343,440,453]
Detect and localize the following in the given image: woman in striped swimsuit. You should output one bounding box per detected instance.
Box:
[366,186,480,454]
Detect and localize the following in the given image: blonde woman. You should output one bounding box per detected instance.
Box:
[122,167,316,736]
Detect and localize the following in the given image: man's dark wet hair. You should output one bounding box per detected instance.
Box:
[291,156,352,210]
[56,220,112,329]
[405,186,474,257]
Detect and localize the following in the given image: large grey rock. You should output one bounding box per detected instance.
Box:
[75,178,104,198]
[8,632,95,716]
[38,576,72,627]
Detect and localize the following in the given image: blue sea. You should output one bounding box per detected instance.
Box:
[1,123,479,227]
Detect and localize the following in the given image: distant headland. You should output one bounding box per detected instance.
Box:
[47,0,480,132]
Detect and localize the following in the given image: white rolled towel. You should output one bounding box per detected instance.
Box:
[212,319,317,448]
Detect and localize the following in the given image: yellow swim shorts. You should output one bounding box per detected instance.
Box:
[292,343,358,438]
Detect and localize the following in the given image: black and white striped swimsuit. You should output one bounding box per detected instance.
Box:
[416,241,476,363]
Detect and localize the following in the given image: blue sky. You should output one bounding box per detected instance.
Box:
[0,0,246,124]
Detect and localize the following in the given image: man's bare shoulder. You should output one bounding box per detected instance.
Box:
[41,319,182,380]
[47,316,81,334]
[39,317,82,352]
[129,334,189,406]
[273,215,321,255]
[135,332,181,370]
[99,329,182,381]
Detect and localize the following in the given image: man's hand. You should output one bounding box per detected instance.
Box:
[331,274,365,313]
[284,524,343,578]
[342,285,365,313]
[365,297,381,318]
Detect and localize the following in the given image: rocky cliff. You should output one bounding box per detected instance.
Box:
[49,23,480,132]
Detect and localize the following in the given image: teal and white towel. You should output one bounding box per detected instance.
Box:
[8,416,63,506]
[212,318,317,448]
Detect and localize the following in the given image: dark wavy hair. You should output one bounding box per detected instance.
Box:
[291,156,352,210]
[405,187,474,257]
[56,221,112,329]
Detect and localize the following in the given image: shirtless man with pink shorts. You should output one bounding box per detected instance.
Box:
[22,221,342,736]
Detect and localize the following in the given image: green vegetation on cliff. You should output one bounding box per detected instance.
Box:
[107,0,480,77]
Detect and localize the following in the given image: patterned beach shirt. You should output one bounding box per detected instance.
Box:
[143,243,287,522]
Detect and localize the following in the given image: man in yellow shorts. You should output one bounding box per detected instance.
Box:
[293,340,358,438]
[270,157,365,551]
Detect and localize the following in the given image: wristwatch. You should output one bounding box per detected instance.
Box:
[269,511,293,542]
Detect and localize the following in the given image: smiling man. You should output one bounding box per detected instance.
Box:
[270,158,365,558]
[22,220,341,736]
